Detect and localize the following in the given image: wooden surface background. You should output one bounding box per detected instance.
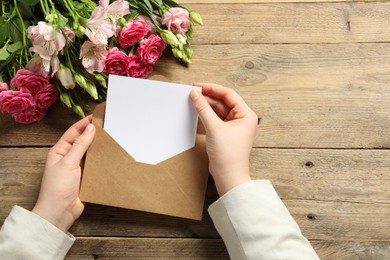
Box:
[1,0,390,259]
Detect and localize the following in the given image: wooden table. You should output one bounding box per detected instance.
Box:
[1,0,390,259]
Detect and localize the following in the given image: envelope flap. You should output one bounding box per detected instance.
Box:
[80,101,209,220]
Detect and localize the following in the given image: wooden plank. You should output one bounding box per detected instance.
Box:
[185,2,390,44]
[1,148,390,241]
[1,43,390,148]
[250,149,390,203]
[66,238,390,260]
[67,238,229,259]
[182,0,379,3]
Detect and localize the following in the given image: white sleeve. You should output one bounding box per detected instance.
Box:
[0,205,75,260]
[208,180,319,260]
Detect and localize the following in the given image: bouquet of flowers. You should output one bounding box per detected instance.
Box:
[0,0,202,124]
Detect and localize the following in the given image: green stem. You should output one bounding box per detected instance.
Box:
[39,0,49,16]
[12,0,26,48]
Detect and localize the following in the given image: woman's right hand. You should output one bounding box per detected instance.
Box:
[190,83,258,196]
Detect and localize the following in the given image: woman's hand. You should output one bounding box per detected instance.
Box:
[32,116,95,232]
[190,83,258,196]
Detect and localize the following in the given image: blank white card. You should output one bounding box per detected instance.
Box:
[104,75,200,165]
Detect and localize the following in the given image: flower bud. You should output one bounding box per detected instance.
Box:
[189,11,203,26]
[176,33,187,45]
[118,18,127,27]
[57,64,76,89]
[172,48,183,59]
[84,81,98,100]
[74,73,87,88]
[185,45,193,60]
[94,73,107,88]
[160,30,181,48]
[77,25,86,36]
[59,92,72,108]
[72,105,85,117]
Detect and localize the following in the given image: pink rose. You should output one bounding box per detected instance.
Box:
[11,69,50,94]
[12,107,46,124]
[0,90,34,114]
[137,35,166,64]
[104,47,130,76]
[119,20,148,48]
[127,56,153,78]
[35,84,58,109]
[162,8,190,35]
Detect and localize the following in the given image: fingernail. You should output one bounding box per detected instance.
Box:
[85,124,94,134]
[190,89,199,101]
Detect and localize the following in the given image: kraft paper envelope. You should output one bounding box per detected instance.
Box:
[80,102,209,220]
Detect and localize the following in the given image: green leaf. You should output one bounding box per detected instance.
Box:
[142,0,153,13]
[9,17,24,43]
[17,2,34,19]
[0,45,10,61]
[19,0,40,6]
[0,18,9,43]
[7,41,23,53]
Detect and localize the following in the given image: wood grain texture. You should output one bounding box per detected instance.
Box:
[182,0,379,3]
[1,148,389,242]
[186,2,390,44]
[2,43,389,148]
[65,238,390,259]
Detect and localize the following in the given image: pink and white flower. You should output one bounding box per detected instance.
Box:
[80,41,108,73]
[85,2,116,45]
[27,22,66,75]
[0,82,9,92]
[26,56,49,77]
[63,27,75,41]
[105,0,130,26]
[162,7,191,35]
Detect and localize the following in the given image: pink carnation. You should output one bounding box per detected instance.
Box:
[35,84,58,109]
[11,69,50,94]
[138,35,165,64]
[138,16,156,36]
[104,47,130,76]
[0,90,35,114]
[127,56,153,78]
[119,20,148,48]
[162,7,190,35]
[12,107,46,124]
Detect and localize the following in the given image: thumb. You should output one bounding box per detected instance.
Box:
[190,89,220,131]
[63,123,96,164]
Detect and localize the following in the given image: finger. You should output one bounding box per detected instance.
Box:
[194,83,253,121]
[190,89,221,131]
[62,123,95,165]
[204,95,230,119]
[48,116,93,164]
[54,116,93,151]
[193,83,246,109]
